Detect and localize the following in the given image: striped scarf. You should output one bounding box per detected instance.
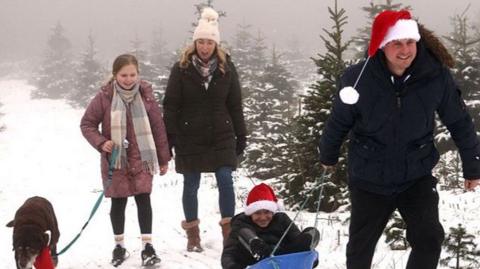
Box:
[192,54,218,88]
[110,81,159,175]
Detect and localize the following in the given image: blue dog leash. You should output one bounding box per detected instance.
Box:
[55,147,118,256]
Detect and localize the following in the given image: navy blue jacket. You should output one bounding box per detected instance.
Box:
[319,41,480,194]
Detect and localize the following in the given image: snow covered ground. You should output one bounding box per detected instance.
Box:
[0,79,478,269]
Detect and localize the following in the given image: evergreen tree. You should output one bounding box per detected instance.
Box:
[441,224,479,269]
[230,23,255,98]
[240,30,268,174]
[244,47,298,179]
[130,34,156,84]
[68,32,104,108]
[437,8,480,153]
[279,0,350,212]
[384,211,409,250]
[33,22,73,99]
[150,27,171,103]
[352,0,410,59]
[434,150,463,190]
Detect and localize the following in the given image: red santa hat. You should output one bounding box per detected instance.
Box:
[245,183,280,216]
[338,10,420,105]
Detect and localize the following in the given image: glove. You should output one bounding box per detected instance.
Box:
[249,237,271,261]
[235,135,247,156]
[302,227,320,250]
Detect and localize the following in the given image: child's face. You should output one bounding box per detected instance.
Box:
[115,64,138,90]
[251,209,273,228]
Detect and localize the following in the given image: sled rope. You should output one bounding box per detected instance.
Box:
[55,147,118,256]
[269,169,328,257]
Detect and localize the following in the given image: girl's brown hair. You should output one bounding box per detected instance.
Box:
[108,54,140,83]
[179,42,227,74]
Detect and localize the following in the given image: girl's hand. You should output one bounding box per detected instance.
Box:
[159,164,168,175]
[101,140,114,153]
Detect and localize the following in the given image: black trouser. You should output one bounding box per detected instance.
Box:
[110,193,152,235]
[347,176,444,269]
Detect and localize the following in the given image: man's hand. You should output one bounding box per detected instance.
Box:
[464,179,480,191]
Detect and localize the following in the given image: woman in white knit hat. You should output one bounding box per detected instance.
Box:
[163,7,247,252]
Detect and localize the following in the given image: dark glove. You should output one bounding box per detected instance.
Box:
[302,227,320,250]
[235,135,247,156]
[249,237,272,261]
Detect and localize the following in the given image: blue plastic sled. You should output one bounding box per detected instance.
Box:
[247,250,318,269]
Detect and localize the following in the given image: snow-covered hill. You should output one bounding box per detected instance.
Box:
[0,79,478,269]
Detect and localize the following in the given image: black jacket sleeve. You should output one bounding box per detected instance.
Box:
[163,62,183,136]
[438,70,480,179]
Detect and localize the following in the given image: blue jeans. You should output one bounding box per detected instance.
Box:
[182,166,235,222]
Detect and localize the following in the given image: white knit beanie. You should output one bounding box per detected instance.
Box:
[193,7,220,44]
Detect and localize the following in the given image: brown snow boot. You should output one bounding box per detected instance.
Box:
[219,217,232,246]
[181,219,203,252]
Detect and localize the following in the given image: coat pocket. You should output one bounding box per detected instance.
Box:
[406,136,439,179]
[348,138,386,183]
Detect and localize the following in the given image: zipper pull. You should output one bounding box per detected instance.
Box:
[397,96,401,108]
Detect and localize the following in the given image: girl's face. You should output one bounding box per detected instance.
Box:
[251,209,274,228]
[195,39,216,62]
[115,64,138,90]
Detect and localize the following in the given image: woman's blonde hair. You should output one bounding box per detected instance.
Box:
[179,42,228,74]
[107,54,139,83]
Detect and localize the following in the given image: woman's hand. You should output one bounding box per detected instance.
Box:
[101,140,114,153]
[159,164,169,175]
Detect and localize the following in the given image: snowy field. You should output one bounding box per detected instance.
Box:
[0,79,479,269]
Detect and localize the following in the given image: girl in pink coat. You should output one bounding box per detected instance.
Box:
[80,54,170,267]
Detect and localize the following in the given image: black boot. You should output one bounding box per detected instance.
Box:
[111,244,127,267]
[141,243,161,266]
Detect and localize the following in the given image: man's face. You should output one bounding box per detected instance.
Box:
[383,38,417,76]
[251,209,274,228]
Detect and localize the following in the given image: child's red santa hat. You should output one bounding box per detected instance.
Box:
[339,10,420,105]
[245,183,280,216]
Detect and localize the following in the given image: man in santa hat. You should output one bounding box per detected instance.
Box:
[221,183,320,269]
[319,9,480,269]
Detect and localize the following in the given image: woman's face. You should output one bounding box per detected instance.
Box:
[251,209,274,228]
[115,64,138,90]
[195,39,217,62]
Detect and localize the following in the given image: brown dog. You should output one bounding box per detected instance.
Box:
[6,196,60,269]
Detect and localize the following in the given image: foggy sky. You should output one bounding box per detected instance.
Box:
[1,0,479,64]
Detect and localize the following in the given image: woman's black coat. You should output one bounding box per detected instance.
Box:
[163,59,246,173]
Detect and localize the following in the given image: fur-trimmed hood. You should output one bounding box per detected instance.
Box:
[418,23,455,68]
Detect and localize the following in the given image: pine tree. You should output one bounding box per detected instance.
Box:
[384,210,409,250]
[68,32,104,108]
[244,47,298,179]
[130,34,156,85]
[441,224,479,269]
[352,0,410,59]
[279,0,351,212]
[33,22,74,99]
[230,23,255,98]
[240,30,268,174]
[150,27,171,103]
[437,8,480,153]
[434,150,463,190]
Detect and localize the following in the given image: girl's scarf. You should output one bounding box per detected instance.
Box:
[110,81,159,175]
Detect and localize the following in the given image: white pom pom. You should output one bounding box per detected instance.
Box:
[201,7,219,22]
[339,86,359,105]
